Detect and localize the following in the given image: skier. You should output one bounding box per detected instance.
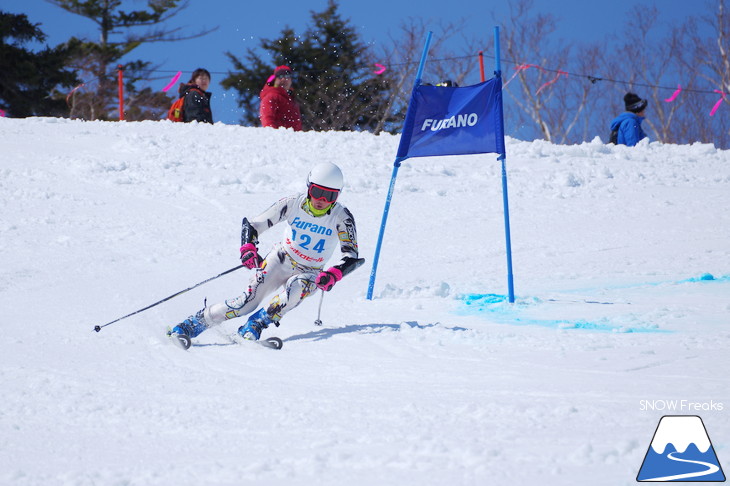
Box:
[168,162,359,344]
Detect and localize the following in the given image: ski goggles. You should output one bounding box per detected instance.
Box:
[308,183,340,203]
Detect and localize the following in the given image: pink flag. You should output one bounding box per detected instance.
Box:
[503,64,544,89]
[373,63,386,75]
[536,70,568,95]
[710,90,726,116]
[66,83,86,106]
[162,71,182,92]
[664,84,682,102]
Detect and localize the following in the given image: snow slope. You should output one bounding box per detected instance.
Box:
[1,117,729,485]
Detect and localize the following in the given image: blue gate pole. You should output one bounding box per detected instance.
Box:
[366,157,404,300]
[494,26,515,303]
[367,31,433,300]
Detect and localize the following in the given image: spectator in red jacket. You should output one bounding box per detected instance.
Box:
[259,65,302,131]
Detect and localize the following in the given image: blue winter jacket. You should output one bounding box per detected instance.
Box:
[610,112,646,146]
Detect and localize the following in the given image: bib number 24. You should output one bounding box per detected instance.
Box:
[291,229,326,253]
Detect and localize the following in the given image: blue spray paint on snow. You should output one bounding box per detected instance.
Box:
[572,273,730,293]
[458,293,667,333]
[679,273,730,283]
[459,274,729,332]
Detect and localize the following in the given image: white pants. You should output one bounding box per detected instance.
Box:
[204,244,319,326]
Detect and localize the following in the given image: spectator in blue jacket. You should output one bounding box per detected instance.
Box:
[609,92,648,146]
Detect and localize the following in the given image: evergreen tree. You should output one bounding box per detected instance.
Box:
[0,11,79,117]
[47,0,214,121]
[222,0,398,132]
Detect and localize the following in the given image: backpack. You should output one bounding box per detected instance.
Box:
[167,87,203,122]
[609,128,618,144]
[167,96,186,122]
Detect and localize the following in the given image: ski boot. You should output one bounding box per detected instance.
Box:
[237,308,275,341]
[168,309,208,349]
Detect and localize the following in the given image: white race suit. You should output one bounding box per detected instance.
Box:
[203,194,359,327]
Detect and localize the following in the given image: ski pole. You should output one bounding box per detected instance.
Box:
[93,264,247,332]
[314,291,324,326]
[313,258,365,326]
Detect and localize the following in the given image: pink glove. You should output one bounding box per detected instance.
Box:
[315,267,343,291]
[239,243,260,269]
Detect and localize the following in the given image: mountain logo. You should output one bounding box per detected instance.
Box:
[637,415,725,482]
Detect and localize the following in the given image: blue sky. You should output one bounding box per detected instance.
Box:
[6,0,708,124]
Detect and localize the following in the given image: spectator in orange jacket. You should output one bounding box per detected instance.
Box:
[259,65,302,131]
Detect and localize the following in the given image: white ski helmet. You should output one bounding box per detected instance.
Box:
[307,162,344,191]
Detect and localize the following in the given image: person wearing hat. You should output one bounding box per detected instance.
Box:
[609,92,648,146]
[259,65,302,131]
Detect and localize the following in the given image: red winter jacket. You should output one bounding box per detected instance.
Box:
[259,85,302,131]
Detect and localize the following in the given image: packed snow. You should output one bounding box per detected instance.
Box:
[1,117,728,485]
